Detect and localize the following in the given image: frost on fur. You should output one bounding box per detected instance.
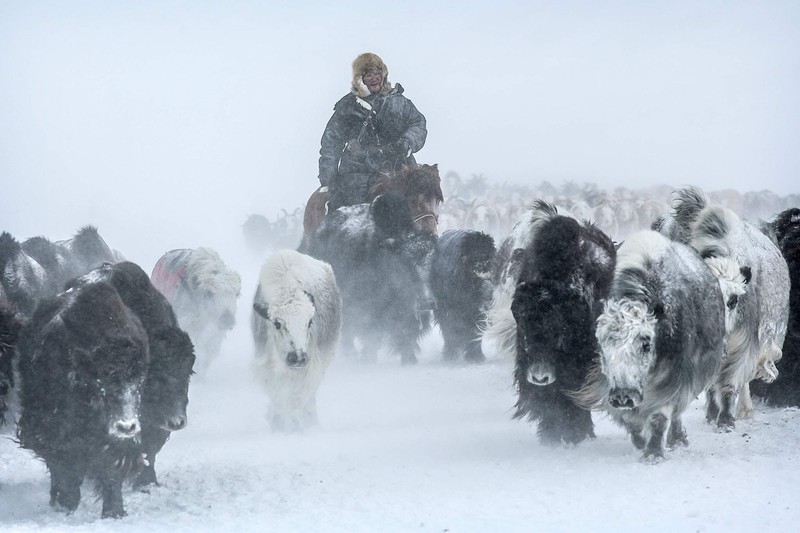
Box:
[251,250,341,432]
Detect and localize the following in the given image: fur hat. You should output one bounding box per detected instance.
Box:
[351,52,392,97]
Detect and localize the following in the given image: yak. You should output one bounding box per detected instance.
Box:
[429,229,496,363]
[0,226,117,319]
[150,247,241,375]
[67,261,196,489]
[576,230,728,461]
[0,284,22,429]
[17,279,150,518]
[657,186,789,429]
[750,208,800,407]
[483,201,568,360]
[510,203,616,445]
[251,249,341,431]
[306,194,436,365]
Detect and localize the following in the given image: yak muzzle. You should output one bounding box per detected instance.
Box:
[164,414,188,431]
[286,350,309,368]
[526,362,556,386]
[609,388,642,410]
[110,418,141,440]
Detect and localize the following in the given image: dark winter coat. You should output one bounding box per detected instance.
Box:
[306,194,436,365]
[17,280,150,518]
[318,84,427,209]
[430,230,496,363]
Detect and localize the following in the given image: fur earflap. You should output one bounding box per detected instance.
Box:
[351,52,392,97]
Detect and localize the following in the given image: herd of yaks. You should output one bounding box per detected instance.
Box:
[1,183,798,518]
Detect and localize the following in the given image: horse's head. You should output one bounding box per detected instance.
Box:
[370,164,443,235]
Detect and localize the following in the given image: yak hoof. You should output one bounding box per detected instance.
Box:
[716,414,735,432]
[102,507,127,519]
[640,452,666,465]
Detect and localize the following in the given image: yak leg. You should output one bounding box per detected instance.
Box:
[736,382,755,419]
[667,414,689,449]
[134,426,169,490]
[716,385,738,431]
[643,413,669,461]
[389,319,418,366]
[97,469,127,519]
[534,388,594,446]
[134,453,158,490]
[463,319,486,364]
[439,317,460,363]
[48,459,83,513]
[705,385,721,424]
[622,420,646,450]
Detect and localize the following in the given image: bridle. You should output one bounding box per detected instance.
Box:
[413,212,439,226]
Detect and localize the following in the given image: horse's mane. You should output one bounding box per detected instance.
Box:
[368,164,443,203]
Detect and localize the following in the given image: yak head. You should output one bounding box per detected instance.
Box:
[185,247,242,332]
[142,327,196,432]
[512,281,592,388]
[461,231,496,282]
[78,334,149,441]
[595,298,662,410]
[254,288,315,369]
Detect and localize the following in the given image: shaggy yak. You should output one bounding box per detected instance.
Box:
[251,249,341,431]
[483,201,569,360]
[150,247,241,375]
[750,208,800,407]
[430,229,496,363]
[306,194,436,365]
[68,261,196,489]
[510,202,616,445]
[0,226,117,319]
[17,279,150,518]
[655,186,789,429]
[576,230,728,461]
[0,284,22,428]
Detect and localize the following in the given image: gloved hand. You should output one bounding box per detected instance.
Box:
[388,138,411,158]
[363,145,385,166]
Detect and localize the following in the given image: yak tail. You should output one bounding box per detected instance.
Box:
[568,364,610,410]
[690,205,738,260]
[527,200,559,236]
[769,207,800,243]
[480,278,518,360]
[666,186,709,244]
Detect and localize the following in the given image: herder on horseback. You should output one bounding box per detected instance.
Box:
[318,52,428,211]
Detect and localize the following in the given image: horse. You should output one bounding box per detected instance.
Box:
[300,164,443,250]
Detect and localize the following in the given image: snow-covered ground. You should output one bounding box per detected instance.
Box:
[2,293,799,533]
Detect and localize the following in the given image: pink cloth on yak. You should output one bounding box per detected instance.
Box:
[150,256,187,301]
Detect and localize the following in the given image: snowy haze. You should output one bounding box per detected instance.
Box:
[2,1,799,268]
[1,2,800,531]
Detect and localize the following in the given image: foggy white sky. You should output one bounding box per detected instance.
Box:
[1,1,798,266]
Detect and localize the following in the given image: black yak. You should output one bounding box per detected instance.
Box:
[510,202,616,445]
[0,226,117,319]
[68,261,196,489]
[0,284,22,428]
[430,230,496,363]
[306,194,436,365]
[17,280,150,517]
[750,208,800,407]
